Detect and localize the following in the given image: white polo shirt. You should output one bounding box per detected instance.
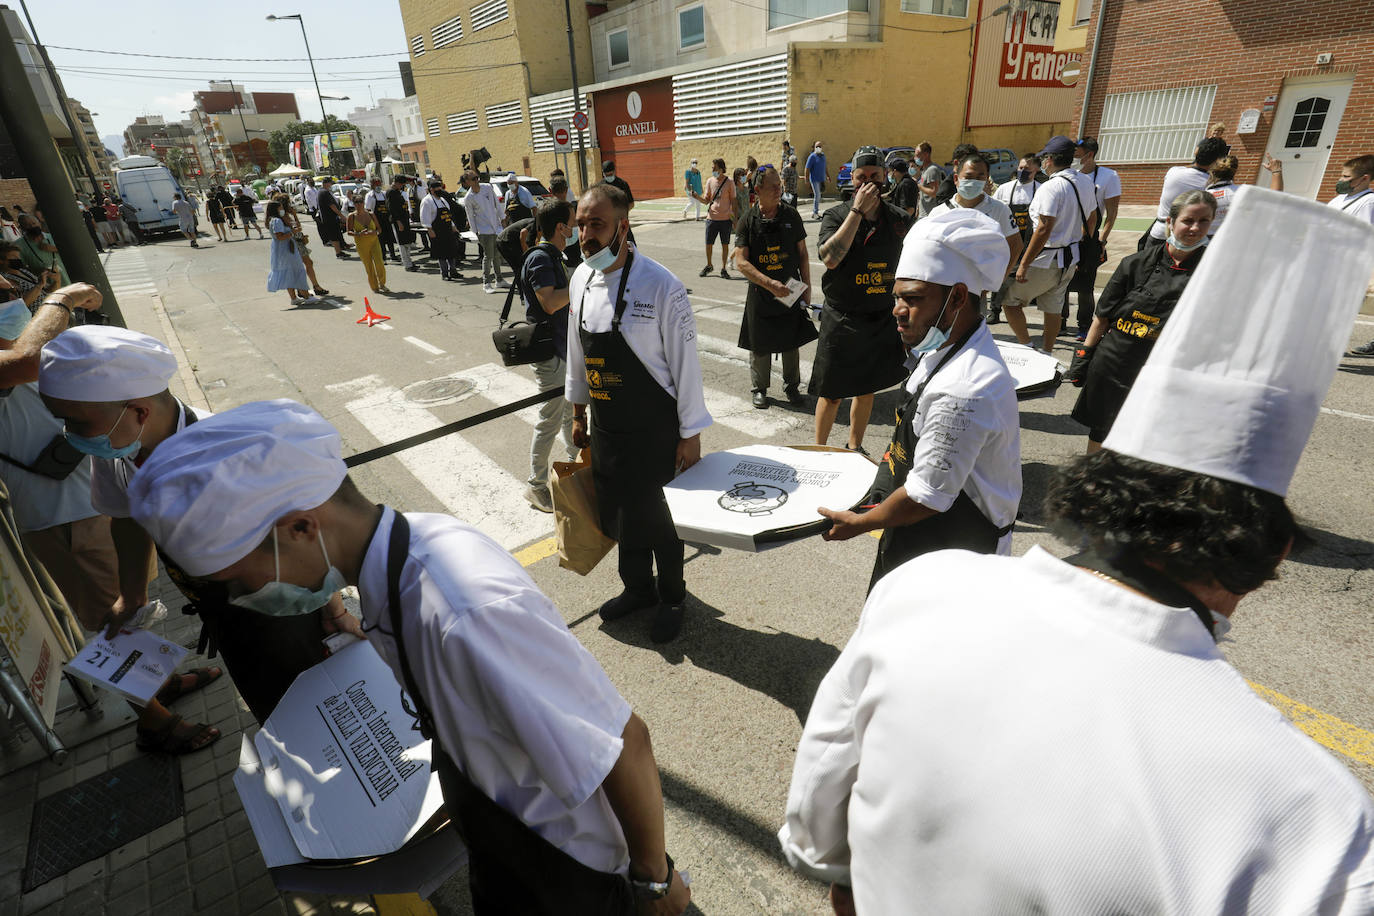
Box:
[1079,163,1123,212]
[357,508,632,874]
[898,322,1020,553]
[1329,189,1374,225]
[565,250,712,439]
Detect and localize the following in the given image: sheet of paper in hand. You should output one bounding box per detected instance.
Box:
[63,626,189,705]
[663,444,877,551]
[994,340,1063,399]
[247,640,444,861]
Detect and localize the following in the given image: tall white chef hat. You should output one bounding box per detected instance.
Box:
[1104,186,1374,497]
[898,207,1009,295]
[38,326,177,402]
[128,399,347,577]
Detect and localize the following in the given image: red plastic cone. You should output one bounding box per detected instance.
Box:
[356,297,391,327]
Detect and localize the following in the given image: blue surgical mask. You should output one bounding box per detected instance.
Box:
[1166,232,1207,253]
[64,405,142,460]
[583,225,623,272]
[912,289,956,354]
[0,298,30,340]
[957,178,985,200]
[235,527,346,617]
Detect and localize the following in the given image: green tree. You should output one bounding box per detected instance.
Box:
[163,147,190,182]
[268,116,359,176]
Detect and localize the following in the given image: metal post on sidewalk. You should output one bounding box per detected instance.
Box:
[0,14,122,326]
[563,0,589,193]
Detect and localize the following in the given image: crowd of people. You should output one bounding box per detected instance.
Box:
[0,127,1372,914]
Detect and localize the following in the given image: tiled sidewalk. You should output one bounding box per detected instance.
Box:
[0,571,387,916]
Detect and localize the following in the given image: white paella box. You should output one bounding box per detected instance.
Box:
[994,340,1063,399]
[235,640,466,895]
[663,444,877,552]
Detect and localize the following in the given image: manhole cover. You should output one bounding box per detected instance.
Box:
[403,376,476,407]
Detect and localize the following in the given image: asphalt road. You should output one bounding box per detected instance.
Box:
[100,209,1374,915]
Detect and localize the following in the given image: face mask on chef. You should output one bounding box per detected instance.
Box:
[957,178,985,200]
[234,527,347,617]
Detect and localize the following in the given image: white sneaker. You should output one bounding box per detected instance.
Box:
[484,284,499,294]
[495,279,511,290]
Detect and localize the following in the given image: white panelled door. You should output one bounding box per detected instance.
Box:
[1260,75,1353,200]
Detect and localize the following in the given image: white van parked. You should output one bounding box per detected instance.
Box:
[112,156,187,236]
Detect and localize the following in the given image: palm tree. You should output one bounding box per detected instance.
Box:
[164,147,190,183]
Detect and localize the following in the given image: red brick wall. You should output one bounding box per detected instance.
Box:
[1072,0,1374,206]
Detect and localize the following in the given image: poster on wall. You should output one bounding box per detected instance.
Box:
[967,0,1081,128]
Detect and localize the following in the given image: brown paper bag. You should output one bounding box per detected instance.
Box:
[550,449,615,575]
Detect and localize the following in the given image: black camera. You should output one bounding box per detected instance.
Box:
[71,308,110,327]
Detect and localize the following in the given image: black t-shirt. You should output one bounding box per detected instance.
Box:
[386,189,410,224]
[736,202,806,310]
[818,198,913,314]
[521,243,570,356]
[889,175,919,214]
[603,175,634,206]
[235,196,256,218]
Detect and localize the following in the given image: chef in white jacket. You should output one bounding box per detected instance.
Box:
[780,187,1374,915]
[566,182,711,644]
[127,399,691,916]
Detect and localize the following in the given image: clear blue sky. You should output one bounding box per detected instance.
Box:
[19,0,412,152]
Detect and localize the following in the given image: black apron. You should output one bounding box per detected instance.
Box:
[737,204,819,354]
[864,323,1013,591]
[579,252,681,545]
[504,189,533,225]
[1006,180,1039,246]
[429,198,459,260]
[381,513,635,915]
[371,193,396,245]
[154,405,327,723]
[387,190,415,244]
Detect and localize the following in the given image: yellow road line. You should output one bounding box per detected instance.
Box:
[1248,681,1374,769]
[511,536,1374,770]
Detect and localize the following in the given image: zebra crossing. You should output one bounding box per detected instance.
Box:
[101,247,159,299]
[324,298,825,552]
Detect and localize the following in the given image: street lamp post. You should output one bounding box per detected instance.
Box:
[267,13,337,177]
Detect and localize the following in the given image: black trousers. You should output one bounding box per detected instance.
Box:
[618,538,686,604]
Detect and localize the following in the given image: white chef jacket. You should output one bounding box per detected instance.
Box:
[1329,189,1374,225]
[1150,165,1211,239]
[994,177,1041,209]
[418,193,454,229]
[1208,181,1241,235]
[897,322,1019,553]
[565,251,712,439]
[357,508,633,874]
[463,184,503,236]
[781,546,1374,914]
[303,186,319,210]
[364,189,386,212]
[0,383,97,532]
[90,401,208,519]
[1028,168,1097,269]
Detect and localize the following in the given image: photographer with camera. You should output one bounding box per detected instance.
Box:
[1,241,59,310]
[0,279,98,388]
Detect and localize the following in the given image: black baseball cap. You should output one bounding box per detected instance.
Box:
[852,146,883,168]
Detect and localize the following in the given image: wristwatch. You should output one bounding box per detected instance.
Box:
[629,852,674,900]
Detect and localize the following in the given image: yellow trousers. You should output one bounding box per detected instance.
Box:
[356,233,386,291]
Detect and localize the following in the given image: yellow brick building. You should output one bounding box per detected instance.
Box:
[397,0,600,189]
[399,0,1081,201]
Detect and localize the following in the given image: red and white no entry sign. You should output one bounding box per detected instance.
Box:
[555,127,570,146]
[572,110,588,131]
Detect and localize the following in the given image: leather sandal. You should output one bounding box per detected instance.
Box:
[136,715,221,755]
[154,666,223,705]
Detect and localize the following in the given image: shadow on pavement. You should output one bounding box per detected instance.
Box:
[1019,407,1088,437]
[599,596,840,725]
[659,766,790,874]
[1289,526,1374,570]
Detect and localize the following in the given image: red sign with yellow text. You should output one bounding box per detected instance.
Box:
[999,1,1078,88]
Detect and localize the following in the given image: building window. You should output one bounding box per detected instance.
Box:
[674,52,788,140]
[528,92,590,152]
[1098,85,1217,163]
[471,0,509,31]
[1285,97,1330,148]
[769,0,867,30]
[426,117,440,137]
[679,4,705,50]
[899,0,966,15]
[607,28,630,68]
[410,34,426,56]
[423,151,430,165]
[432,15,463,48]
[1073,0,1093,26]
[485,100,524,128]
[447,110,479,133]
